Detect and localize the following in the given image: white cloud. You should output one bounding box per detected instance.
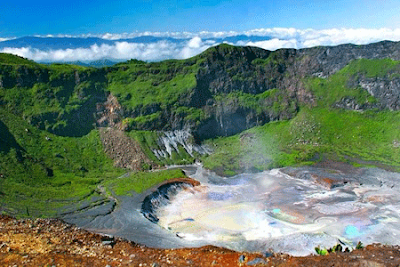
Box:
[0,37,15,42]
[3,28,400,62]
[180,37,210,59]
[251,28,400,48]
[244,28,400,50]
[246,38,299,51]
[300,28,400,48]
[0,37,212,62]
[245,27,302,39]
[1,42,176,62]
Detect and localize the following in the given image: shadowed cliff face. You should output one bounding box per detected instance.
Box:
[190,45,273,100]
[0,64,108,137]
[0,120,23,155]
[191,42,400,108]
[174,42,400,140]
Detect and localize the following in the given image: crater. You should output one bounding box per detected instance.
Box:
[141,167,400,256]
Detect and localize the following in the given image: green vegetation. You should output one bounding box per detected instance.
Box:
[0,57,106,136]
[122,112,162,130]
[203,105,400,174]
[315,243,343,255]
[0,53,39,66]
[2,50,400,219]
[104,169,186,195]
[315,246,329,256]
[340,58,400,78]
[0,108,124,217]
[315,241,363,256]
[202,58,400,174]
[107,59,199,110]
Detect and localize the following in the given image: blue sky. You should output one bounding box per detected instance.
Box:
[2,0,400,62]
[1,0,400,37]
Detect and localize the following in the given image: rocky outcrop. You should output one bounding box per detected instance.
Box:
[188,41,400,108]
[141,177,200,223]
[168,42,400,139]
[358,78,400,110]
[153,129,211,159]
[193,41,400,104]
[99,127,157,171]
[96,93,124,128]
[0,64,108,137]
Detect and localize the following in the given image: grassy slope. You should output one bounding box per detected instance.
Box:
[202,58,400,175]
[0,109,187,217]
[0,54,189,218]
[104,169,187,195]
[107,59,199,106]
[0,108,123,217]
[0,54,39,66]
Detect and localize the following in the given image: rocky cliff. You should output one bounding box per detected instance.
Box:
[2,41,400,140]
[0,61,107,137]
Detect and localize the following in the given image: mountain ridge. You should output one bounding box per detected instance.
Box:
[2,41,400,216]
[2,41,400,139]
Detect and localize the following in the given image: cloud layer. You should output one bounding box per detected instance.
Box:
[2,28,400,62]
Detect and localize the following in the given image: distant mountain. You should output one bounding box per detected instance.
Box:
[0,36,114,50]
[0,35,272,51]
[207,34,272,44]
[55,59,119,68]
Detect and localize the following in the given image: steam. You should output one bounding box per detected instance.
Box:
[152,168,400,256]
